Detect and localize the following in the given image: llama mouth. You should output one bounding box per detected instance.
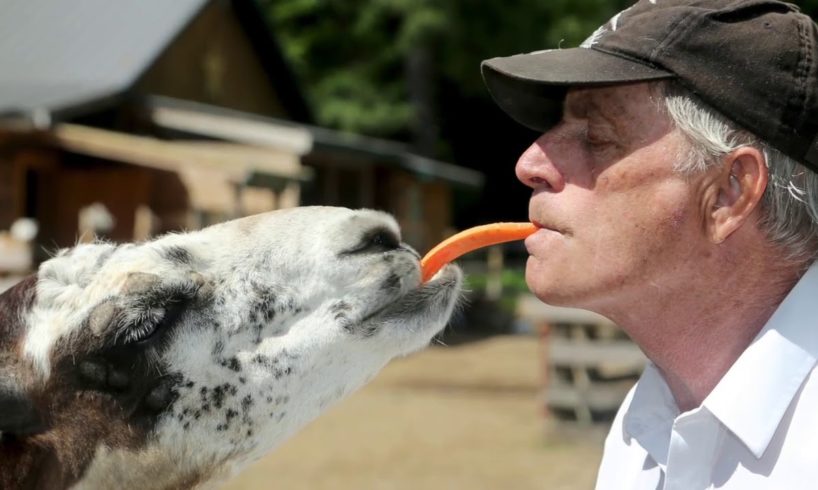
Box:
[344,264,460,336]
[373,265,461,321]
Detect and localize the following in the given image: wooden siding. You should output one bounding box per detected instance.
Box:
[136,1,286,117]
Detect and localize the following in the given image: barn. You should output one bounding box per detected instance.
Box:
[0,0,483,277]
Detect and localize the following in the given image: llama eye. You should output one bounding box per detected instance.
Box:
[126,315,162,344]
[122,298,187,345]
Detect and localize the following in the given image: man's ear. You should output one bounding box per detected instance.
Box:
[707,147,768,244]
[0,378,45,437]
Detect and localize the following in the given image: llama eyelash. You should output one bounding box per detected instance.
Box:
[121,307,167,345]
[113,287,194,346]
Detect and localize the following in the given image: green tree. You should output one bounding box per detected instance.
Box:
[260,0,629,154]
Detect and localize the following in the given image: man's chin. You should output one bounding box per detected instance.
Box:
[525,261,564,305]
[524,258,587,308]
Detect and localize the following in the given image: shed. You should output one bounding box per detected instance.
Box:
[0,0,482,263]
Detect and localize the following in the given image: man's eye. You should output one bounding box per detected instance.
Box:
[584,129,615,151]
[588,137,612,149]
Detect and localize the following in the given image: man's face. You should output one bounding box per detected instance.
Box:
[517,83,709,311]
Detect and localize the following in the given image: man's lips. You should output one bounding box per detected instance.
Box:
[525,220,567,254]
[529,219,564,234]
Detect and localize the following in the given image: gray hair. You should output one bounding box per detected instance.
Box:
[658,82,818,263]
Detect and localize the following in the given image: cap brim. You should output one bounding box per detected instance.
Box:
[481,47,674,132]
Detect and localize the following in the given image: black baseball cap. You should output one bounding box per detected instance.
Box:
[481,0,818,172]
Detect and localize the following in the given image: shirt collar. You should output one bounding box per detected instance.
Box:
[622,362,679,467]
[704,262,818,458]
[622,262,818,461]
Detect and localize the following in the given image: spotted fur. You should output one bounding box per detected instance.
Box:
[0,207,462,489]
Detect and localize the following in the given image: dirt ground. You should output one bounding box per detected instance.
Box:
[220,335,607,490]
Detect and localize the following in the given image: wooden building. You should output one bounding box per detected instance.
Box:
[0,0,482,265]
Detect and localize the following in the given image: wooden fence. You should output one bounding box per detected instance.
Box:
[516,294,646,425]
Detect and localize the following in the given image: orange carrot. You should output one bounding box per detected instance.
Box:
[420,222,537,282]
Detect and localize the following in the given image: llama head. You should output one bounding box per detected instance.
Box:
[0,206,462,489]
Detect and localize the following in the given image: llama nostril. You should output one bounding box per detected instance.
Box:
[370,230,400,250]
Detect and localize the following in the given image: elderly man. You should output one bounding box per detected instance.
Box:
[481,0,818,488]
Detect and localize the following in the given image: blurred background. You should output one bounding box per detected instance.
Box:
[1,1,816,488]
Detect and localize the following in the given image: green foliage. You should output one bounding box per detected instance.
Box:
[263,0,813,142]
[262,0,439,135]
[463,267,529,314]
[260,0,629,138]
[464,268,528,296]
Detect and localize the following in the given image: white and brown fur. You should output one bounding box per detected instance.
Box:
[0,207,462,489]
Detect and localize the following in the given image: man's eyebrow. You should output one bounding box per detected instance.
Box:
[588,102,626,135]
[565,95,628,142]
[563,94,590,118]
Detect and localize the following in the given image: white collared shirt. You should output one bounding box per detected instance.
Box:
[596,263,818,490]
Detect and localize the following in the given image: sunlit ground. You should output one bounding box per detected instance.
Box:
[221,335,606,490]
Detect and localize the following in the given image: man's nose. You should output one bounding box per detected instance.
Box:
[515,132,566,192]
